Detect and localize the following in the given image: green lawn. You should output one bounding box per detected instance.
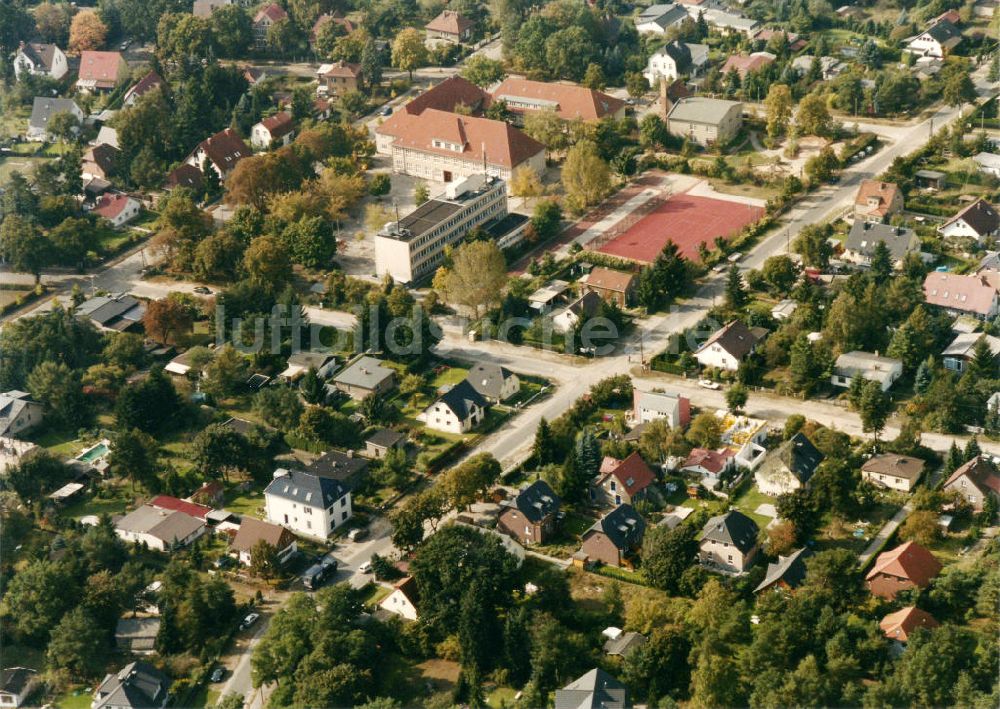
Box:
[0,155,46,184]
[431,365,470,388]
[54,690,93,709]
[224,490,266,517]
[487,687,518,708]
[730,483,775,529]
[361,583,392,608]
[62,491,132,519]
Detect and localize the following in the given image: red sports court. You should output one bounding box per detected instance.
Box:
[596,193,765,263]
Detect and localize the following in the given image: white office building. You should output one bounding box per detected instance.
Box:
[375,174,507,283]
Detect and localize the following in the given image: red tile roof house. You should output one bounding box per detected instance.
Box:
[579,266,637,307]
[880,606,938,648]
[253,3,288,48]
[591,451,657,507]
[122,70,164,107]
[76,51,128,92]
[751,29,807,51]
[375,75,492,154]
[680,447,734,478]
[425,10,475,43]
[942,455,1000,513]
[92,193,141,228]
[866,541,942,600]
[318,61,363,97]
[184,128,252,180]
[720,51,776,79]
[854,180,904,223]
[149,495,212,521]
[384,108,546,191]
[491,78,627,125]
[230,517,297,567]
[251,111,295,149]
[923,271,1000,320]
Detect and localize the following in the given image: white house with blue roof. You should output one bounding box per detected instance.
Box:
[264,468,352,541]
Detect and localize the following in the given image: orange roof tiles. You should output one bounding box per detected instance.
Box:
[492,77,626,122]
[866,541,942,588]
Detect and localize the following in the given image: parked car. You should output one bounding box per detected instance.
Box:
[698,379,721,390]
[358,560,373,574]
[210,668,225,683]
[193,286,212,294]
[380,106,392,116]
[302,555,338,590]
[240,613,260,630]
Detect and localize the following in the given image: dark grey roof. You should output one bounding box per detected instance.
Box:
[93,661,170,709]
[589,504,645,551]
[944,199,1000,237]
[555,668,628,709]
[845,221,918,262]
[333,356,395,390]
[513,479,560,523]
[754,547,812,592]
[924,19,961,44]
[436,379,488,419]
[21,43,58,71]
[662,41,692,72]
[29,97,80,130]
[77,294,145,329]
[366,427,406,449]
[0,667,36,696]
[604,631,647,657]
[701,510,759,554]
[465,362,516,400]
[777,433,824,483]
[304,449,369,486]
[264,469,349,508]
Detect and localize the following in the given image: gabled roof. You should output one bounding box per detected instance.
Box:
[93,661,170,709]
[366,428,406,449]
[866,541,942,587]
[855,180,901,216]
[231,517,295,552]
[942,332,1000,359]
[192,128,250,171]
[695,320,759,359]
[0,667,36,696]
[258,111,294,139]
[554,668,628,709]
[165,163,203,190]
[465,361,516,400]
[426,10,474,35]
[510,479,560,523]
[84,143,120,174]
[721,52,775,77]
[93,193,136,220]
[264,468,349,508]
[383,76,491,127]
[755,547,812,592]
[149,495,211,521]
[659,41,693,72]
[598,452,656,496]
[588,504,646,550]
[491,78,626,122]
[76,294,145,329]
[254,3,288,23]
[435,378,488,419]
[581,267,635,293]
[29,97,80,130]
[387,108,544,170]
[862,454,926,482]
[942,198,1000,237]
[880,606,938,643]
[772,432,823,483]
[393,575,420,606]
[566,290,604,318]
[116,505,205,545]
[603,630,646,657]
[845,221,919,261]
[321,60,362,78]
[682,447,732,475]
[19,42,60,71]
[0,391,38,437]
[123,71,163,104]
[920,18,962,47]
[637,3,689,29]
[701,510,759,553]
[923,271,999,316]
[78,51,125,84]
[944,455,1000,497]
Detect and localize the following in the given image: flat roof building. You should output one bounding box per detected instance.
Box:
[375,174,507,283]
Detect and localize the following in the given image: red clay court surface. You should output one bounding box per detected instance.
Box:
[597,194,765,263]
